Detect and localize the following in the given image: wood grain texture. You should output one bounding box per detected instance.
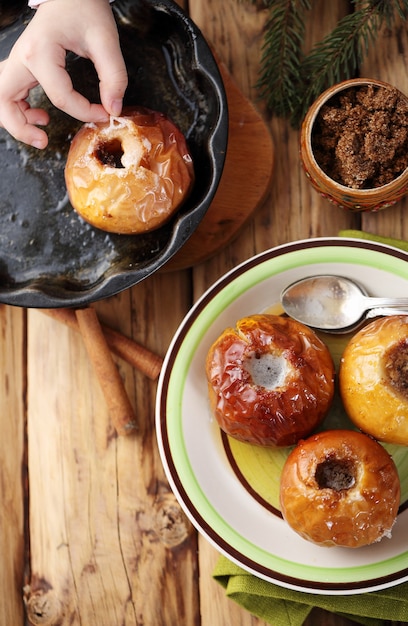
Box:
[26,272,199,626]
[0,305,25,625]
[361,11,408,240]
[1,1,406,625]
[188,2,396,626]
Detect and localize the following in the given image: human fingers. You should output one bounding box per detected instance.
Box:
[0,100,49,148]
[26,51,110,124]
[23,106,49,127]
[0,64,50,147]
[97,61,128,117]
[13,99,49,124]
[88,30,128,116]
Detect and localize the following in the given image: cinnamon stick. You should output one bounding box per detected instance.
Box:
[102,326,163,380]
[75,307,137,436]
[40,308,163,380]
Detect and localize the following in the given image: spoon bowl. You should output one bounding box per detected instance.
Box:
[281,275,408,332]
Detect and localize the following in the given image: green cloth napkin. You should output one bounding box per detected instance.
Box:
[213,556,408,626]
[213,230,408,626]
[339,229,408,253]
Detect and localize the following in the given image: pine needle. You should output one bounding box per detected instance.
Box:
[291,4,382,126]
[241,0,408,126]
[256,0,311,117]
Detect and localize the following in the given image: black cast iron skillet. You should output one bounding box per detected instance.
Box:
[0,0,228,307]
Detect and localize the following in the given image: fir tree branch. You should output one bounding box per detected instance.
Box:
[291,3,383,126]
[371,0,408,25]
[242,0,408,126]
[255,1,311,117]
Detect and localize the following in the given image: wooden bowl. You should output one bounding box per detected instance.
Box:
[300,78,408,212]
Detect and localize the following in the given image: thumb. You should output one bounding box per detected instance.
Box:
[91,34,128,116]
[99,62,128,116]
[82,1,129,116]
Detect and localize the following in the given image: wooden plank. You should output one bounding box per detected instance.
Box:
[15,2,408,626]
[25,266,199,625]
[0,305,25,626]
[26,309,125,624]
[189,2,360,626]
[361,11,408,240]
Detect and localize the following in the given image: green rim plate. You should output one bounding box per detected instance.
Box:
[156,237,408,594]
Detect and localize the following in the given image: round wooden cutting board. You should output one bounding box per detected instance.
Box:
[163,60,274,271]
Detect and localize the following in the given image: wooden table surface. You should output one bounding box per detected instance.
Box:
[1,1,408,625]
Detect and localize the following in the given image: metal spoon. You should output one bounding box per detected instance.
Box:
[280,275,408,332]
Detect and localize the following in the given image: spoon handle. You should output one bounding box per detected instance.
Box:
[363,296,408,308]
[366,307,408,319]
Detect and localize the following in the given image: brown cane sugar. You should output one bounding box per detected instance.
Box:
[311,84,408,189]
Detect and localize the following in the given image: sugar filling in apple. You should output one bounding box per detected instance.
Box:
[315,456,356,491]
[245,353,290,390]
[385,339,408,397]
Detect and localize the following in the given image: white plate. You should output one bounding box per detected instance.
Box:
[156,237,408,594]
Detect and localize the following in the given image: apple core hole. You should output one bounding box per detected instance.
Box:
[245,353,289,390]
[315,457,356,491]
[95,138,125,168]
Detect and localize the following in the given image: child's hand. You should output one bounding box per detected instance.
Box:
[0,0,128,148]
